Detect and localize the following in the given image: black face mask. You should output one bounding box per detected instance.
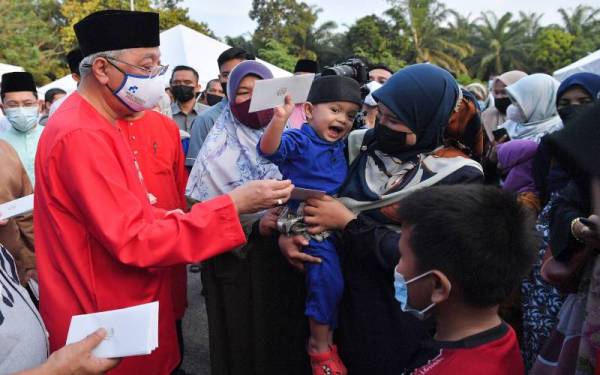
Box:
[221,81,228,98]
[206,93,223,106]
[494,97,511,114]
[374,122,409,154]
[558,104,589,125]
[171,85,195,102]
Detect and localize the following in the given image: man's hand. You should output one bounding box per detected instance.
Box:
[278,234,321,271]
[228,179,293,215]
[41,328,120,375]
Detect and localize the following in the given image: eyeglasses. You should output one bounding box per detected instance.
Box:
[82,56,169,78]
[4,102,38,109]
[106,56,168,78]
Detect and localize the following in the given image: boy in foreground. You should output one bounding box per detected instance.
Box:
[395,184,537,374]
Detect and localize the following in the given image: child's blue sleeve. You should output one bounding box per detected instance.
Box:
[257,129,305,165]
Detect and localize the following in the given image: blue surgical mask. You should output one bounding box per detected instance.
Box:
[393,269,436,320]
[5,106,39,132]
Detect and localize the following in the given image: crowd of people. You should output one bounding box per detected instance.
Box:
[0,8,599,375]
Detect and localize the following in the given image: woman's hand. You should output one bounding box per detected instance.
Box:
[278,235,321,271]
[303,195,356,234]
[259,207,282,236]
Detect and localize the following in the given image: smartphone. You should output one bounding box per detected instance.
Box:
[492,128,510,142]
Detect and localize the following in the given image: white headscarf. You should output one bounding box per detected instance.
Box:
[499,73,563,143]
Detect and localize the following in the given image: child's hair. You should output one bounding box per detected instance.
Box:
[397,184,538,307]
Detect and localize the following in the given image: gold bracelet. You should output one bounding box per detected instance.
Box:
[571,217,584,243]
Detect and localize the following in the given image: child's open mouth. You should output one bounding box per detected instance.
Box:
[327,124,346,138]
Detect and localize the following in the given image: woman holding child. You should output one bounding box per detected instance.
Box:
[280,63,485,374]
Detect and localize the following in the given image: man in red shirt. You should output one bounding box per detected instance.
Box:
[393,185,537,375]
[35,10,292,374]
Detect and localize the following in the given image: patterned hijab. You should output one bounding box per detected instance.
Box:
[339,64,483,222]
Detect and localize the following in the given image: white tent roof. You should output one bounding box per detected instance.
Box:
[40,74,77,96]
[39,24,291,95]
[554,49,600,81]
[0,62,24,77]
[160,24,291,87]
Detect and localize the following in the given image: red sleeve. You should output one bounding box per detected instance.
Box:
[51,129,245,268]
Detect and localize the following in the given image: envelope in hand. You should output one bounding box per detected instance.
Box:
[249,74,315,113]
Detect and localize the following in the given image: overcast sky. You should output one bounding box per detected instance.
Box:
[182,0,600,39]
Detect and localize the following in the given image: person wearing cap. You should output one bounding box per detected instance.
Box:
[368,63,394,84]
[34,10,292,374]
[259,75,362,375]
[288,58,319,129]
[185,47,255,168]
[0,71,44,186]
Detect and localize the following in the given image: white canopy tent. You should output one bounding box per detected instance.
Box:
[554,49,600,81]
[0,62,24,77]
[40,74,78,95]
[40,24,290,95]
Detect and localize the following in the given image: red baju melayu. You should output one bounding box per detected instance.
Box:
[117,110,189,321]
[34,93,245,374]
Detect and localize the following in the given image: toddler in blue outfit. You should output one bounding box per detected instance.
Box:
[258,75,362,375]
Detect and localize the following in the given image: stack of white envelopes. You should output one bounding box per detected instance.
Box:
[66,301,159,358]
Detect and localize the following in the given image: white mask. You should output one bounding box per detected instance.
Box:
[5,106,38,132]
[506,104,527,124]
[111,71,166,112]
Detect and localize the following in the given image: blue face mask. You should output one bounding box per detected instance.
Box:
[393,269,437,320]
[5,106,39,132]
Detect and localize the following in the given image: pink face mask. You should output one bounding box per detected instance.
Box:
[230,98,274,129]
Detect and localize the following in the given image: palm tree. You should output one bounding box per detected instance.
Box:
[519,11,544,38]
[558,5,600,38]
[468,12,530,80]
[386,0,473,75]
[558,5,600,56]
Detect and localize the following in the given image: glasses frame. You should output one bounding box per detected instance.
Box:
[82,55,169,78]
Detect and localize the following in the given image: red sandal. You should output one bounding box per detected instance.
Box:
[308,346,348,375]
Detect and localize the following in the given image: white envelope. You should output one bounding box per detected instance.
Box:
[249,74,315,113]
[66,301,159,358]
[0,194,33,220]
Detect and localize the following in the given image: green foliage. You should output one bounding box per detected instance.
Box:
[257,39,298,71]
[0,0,65,85]
[346,15,406,70]
[532,27,576,74]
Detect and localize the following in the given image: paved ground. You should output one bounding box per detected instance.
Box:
[180,268,210,374]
